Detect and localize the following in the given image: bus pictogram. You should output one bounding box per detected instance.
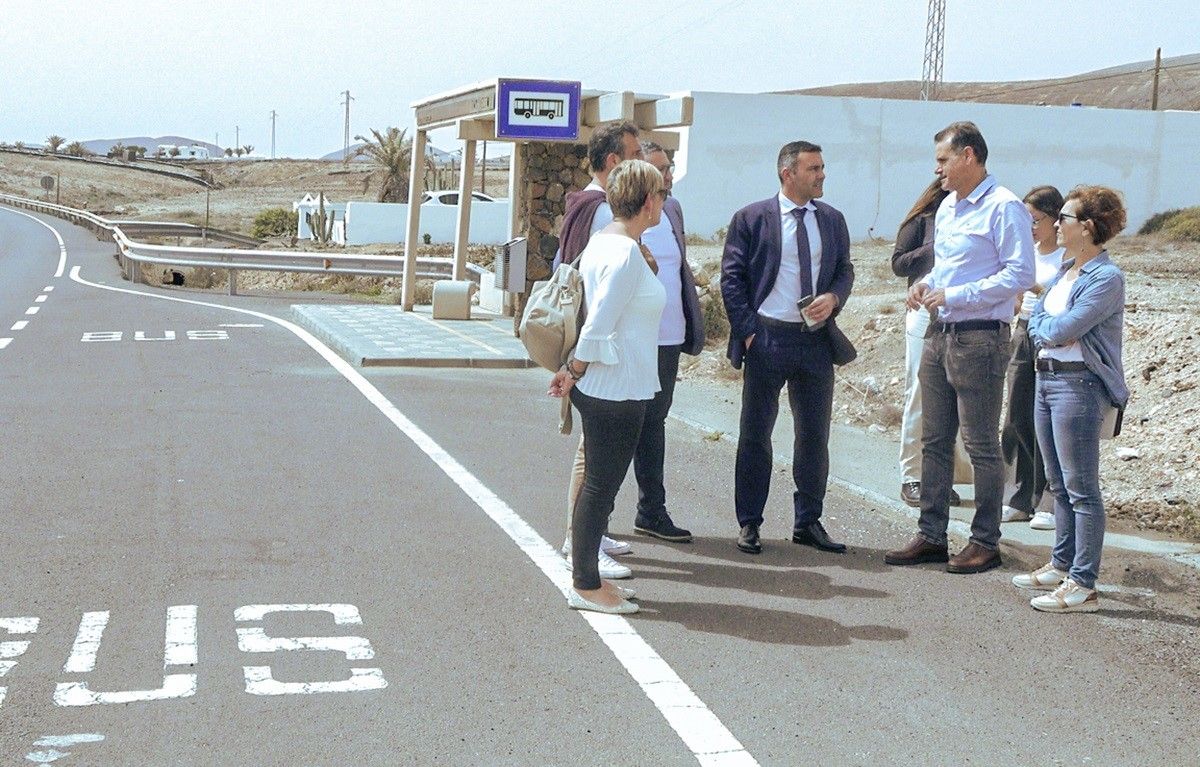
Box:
[513,97,564,119]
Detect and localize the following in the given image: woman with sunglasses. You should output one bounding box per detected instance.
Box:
[1000,186,1066,530]
[1013,186,1128,613]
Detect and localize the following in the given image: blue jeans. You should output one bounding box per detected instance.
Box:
[1034,369,1107,589]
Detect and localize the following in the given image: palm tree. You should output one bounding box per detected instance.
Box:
[65,141,88,157]
[353,126,428,202]
[242,144,254,156]
[45,135,66,153]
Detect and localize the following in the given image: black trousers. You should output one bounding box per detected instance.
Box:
[734,323,834,529]
[569,388,646,590]
[1001,321,1048,513]
[632,345,682,521]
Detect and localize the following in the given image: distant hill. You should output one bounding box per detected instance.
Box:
[321,142,458,164]
[782,52,1200,111]
[82,136,223,156]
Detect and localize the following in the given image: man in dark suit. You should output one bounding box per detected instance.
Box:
[720,140,856,555]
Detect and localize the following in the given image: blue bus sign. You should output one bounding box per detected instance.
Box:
[496,79,581,141]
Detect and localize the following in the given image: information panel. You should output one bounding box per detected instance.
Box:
[496,78,581,141]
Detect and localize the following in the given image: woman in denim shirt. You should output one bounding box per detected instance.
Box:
[1012,186,1129,613]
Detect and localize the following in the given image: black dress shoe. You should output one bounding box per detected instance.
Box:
[792,521,847,553]
[635,512,693,543]
[736,524,762,554]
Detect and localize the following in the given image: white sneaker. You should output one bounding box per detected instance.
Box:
[565,550,632,580]
[1012,562,1068,590]
[1029,511,1056,530]
[601,535,632,555]
[1030,578,1099,613]
[1001,505,1032,523]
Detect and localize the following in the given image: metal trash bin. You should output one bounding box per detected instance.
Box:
[431,280,476,320]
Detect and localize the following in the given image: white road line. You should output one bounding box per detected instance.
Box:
[68,264,758,766]
[12,321,29,331]
[0,339,11,350]
[218,323,263,328]
[25,307,40,315]
[44,286,55,292]
[35,295,48,303]
[62,611,109,674]
[163,605,199,667]
[0,206,67,277]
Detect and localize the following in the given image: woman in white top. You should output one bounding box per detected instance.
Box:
[549,159,666,615]
[1001,186,1066,529]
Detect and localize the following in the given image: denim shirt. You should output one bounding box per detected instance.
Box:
[1028,251,1128,407]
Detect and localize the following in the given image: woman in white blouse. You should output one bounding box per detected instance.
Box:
[549,159,667,614]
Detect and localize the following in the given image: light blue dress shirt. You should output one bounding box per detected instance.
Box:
[924,175,1035,322]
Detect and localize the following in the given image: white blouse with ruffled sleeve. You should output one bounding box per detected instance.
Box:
[573,233,666,401]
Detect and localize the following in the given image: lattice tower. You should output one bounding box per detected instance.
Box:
[920,0,946,101]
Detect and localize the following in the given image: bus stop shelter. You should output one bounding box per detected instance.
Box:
[399,79,694,310]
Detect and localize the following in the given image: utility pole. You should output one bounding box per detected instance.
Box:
[920,0,946,101]
[341,90,354,167]
[480,140,487,193]
[1151,47,1162,111]
[270,110,278,158]
[215,132,219,152]
[235,125,240,153]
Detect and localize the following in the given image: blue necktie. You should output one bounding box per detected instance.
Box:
[792,207,814,298]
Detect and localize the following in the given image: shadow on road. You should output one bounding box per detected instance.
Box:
[632,599,908,647]
[625,555,890,602]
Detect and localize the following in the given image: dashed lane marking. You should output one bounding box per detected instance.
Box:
[25,307,40,315]
[12,321,29,331]
[0,339,11,350]
[67,264,759,767]
[35,295,48,303]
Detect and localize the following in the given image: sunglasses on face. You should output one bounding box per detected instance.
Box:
[1057,212,1080,223]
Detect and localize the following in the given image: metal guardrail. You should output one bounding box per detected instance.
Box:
[0,194,485,294]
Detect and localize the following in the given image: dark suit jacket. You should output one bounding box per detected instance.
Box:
[720,196,856,369]
[662,196,706,356]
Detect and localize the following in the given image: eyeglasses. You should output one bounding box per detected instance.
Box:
[1057,213,1080,223]
[653,163,674,175]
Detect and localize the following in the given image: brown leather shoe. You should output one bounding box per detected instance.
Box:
[946,542,1002,574]
[884,535,949,566]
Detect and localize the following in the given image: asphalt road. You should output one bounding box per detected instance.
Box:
[2,206,1199,766]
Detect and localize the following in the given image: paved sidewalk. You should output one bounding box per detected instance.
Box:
[670,377,1200,571]
[292,304,535,368]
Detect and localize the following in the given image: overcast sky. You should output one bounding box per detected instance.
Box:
[1,0,1196,157]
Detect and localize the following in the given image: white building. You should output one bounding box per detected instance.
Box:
[153,144,210,160]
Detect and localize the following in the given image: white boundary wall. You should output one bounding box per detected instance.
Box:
[344,201,511,246]
[673,92,1200,242]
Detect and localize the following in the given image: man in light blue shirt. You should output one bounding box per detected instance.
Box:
[886,121,1034,574]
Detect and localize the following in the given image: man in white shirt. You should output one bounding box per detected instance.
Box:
[886,121,1034,574]
[721,141,856,555]
[630,141,706,543]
